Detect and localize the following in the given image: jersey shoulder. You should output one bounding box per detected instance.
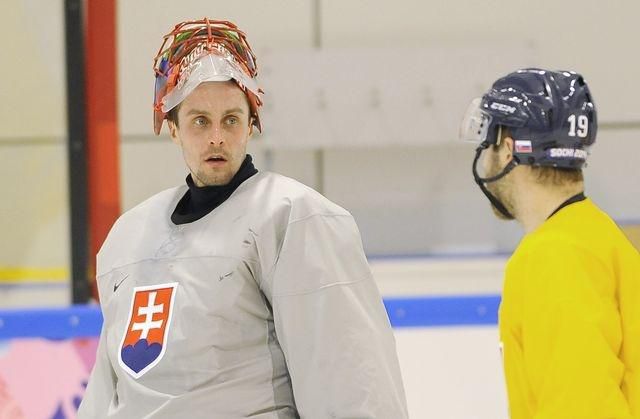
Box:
[254,172,351,221]
[505,199,637,301]
[97,186,186,271]
[516,199,633,261]
[108,185,185,234]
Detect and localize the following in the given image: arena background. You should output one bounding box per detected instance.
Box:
[1,1,639,418]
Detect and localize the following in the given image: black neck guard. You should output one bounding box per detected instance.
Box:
[171,154,258,225]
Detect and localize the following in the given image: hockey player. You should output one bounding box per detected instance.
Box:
[78,18,408,418]
[460,68,640,418]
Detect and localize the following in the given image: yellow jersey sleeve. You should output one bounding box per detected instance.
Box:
[500,239,633,419]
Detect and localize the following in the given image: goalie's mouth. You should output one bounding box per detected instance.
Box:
[205,155,228,165]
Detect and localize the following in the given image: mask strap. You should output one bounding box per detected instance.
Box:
[472,142,517,219]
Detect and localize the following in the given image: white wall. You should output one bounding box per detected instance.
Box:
[0,1,69,277]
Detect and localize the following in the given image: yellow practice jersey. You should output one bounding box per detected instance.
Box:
[500,198,640,419]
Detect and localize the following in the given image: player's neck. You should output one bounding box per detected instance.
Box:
[514,180,584,234]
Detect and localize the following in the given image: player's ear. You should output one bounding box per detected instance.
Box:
[502,136,514,162]
[168,120,180,145]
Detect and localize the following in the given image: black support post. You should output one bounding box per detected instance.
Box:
[64,0,90,304]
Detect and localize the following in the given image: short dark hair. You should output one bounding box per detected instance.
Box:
[167,105,181,128]
[530,166,583,186]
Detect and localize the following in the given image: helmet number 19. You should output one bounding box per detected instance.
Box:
[568,114,589,138]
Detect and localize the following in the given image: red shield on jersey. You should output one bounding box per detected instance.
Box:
[118,282,178,378]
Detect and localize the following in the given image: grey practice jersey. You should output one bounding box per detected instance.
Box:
[78,172,408,419]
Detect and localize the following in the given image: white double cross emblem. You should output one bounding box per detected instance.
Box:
[132,292,164,339]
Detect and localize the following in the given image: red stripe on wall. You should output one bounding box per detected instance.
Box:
[85,0,120,297]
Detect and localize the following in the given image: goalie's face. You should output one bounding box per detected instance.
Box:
[168,81,253,186]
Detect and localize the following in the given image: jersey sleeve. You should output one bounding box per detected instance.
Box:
[77,324,117,418]
[263,213,408,418]
[519,243,632,419]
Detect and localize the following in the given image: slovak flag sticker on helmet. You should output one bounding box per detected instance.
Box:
[515,140,532,153]
[118,283,178,379]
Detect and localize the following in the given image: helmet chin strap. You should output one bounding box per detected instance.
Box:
[472,141,518,220]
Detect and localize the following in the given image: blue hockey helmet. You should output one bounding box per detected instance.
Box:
[460,68,597,169]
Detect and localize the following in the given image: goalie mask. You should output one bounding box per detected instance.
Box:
[153,18,264,135]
